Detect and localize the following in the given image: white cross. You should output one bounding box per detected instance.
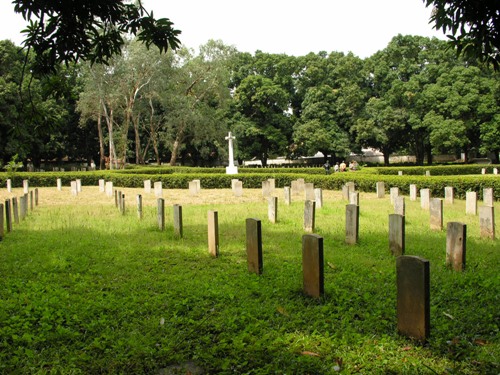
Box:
[225,132,236,168]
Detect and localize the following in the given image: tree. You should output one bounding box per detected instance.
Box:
[424,0,500,69]
[12,0,181,75]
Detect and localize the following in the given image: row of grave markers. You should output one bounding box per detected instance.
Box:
[396,167,499,176]
[0,188,39,241]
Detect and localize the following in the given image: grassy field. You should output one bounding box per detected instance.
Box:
[0,186,498,374]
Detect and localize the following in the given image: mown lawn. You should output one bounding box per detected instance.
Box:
[0,187,498,374]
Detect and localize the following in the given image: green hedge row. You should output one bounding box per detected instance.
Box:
[117,166,328,175]
[2,171,499,200]
[374,165,500,176]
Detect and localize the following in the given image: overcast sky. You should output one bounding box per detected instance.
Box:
[0,0,446,58]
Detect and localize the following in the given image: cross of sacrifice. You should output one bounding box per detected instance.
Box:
[225,132,235,168]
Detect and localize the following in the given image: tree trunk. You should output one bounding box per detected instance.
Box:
[169,121,185,166]
[383,152,390,166]
[97,111,105,170]
[133,113,143,164]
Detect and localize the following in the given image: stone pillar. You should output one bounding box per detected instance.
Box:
[465,191,477,215]
[302,234,324,299]
[267,197,278,224]
[189,181,199,196]
[173,204,183,238]
[349,191,359,206]
[305,183,315,201]
[57,178,62,191]
[105,181,113,197]
[446,222,466,271]
[117,191,122,211]
[20,195,27,220]
[268,178,276,191]
[246,218,263,275]
[420,189,430,210]
[444,186,454,204]
[6,179,11,192]
[99,179,105,192]
[29,190,34,211]
[121,194,125,215]
[114,190,119,208]
[394,196,405,216]
[154,182,163,198]
[71,181,78,196]
[262,180,271,197]
[157,198,165,231]
[390,187,399,205]
[23,179,29,194]
[303,200,315,233]
[479,206,495,239]
[208,210,219,257]
[376,182,385,198]
[233,180,243,197]
[409,184,417,201]
[429,198,443,230]
[144,180,152,194]
[284,186,291,205]
[314,188,323,209]
[342,185,350,200]
[5,200,12,232]
[76,179,82,193]
[345,204,359,245]
[389,214,405,256]
[396,255,430,342]
[137,194,143,219]
[483,188,494,207]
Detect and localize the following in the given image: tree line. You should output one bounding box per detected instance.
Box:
[1,34,499,169]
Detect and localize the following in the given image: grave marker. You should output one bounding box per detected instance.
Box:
[409,184,417,201]
[479,206,495,239]
[268,178,276,191]
[396,256,430,342]
[389,214,405,256]
[233,180,243,197]
[189,180,199,196]
[444,186,454,204]
[193,180,201,192]
[105,181,113,197]
[430,198,443,231]
[76,179,82,193]
[6,179,11,192]
[284,186,291,205]
[345,204,359,245]
[12,197,19,224]
[303,200,315,233]
[262,180,271,197]
[99,179,105,192]
[349,191,359,206]
[314,188,323,209]
[208,210,219,257]
[268,197,278,223]
[398,171,403,176]
[20,195,27,220]
[376,181,385,198]
[342,185,350,200]
[466,192,477,215]
[5,200,12,232]
[173,204,183,238]
[446,222,466,271]
[246,218,263,275]
[390,187,399,205]
[114,190,118,207]
[23,180,29,194]
[0,203,3,240]
[57,178,62,191]
[302,234,324,298]
[121,194,125,215]
[425,170,431,177]
[157,198,165,231]
[30,191,34,211]
[154,182,163,198]
[394,196,405,216]
[71,181,78,196]
[117,191,122,211]
[35,188,38,206]
[305,183,315,201]
[483,188,493,207]
[494,168,498,175]
[481,168,486,175]
[144,180,152,194]
[420,189,430,210]
[137,194,143,219]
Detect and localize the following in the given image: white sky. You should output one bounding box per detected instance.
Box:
[0,0,446,58]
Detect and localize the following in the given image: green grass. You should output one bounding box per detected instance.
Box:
[0,188,498,374]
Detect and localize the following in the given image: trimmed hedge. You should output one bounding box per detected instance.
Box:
[2,171,499,201]
[374,165,500,176]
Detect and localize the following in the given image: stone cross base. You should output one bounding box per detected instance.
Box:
[226,166,238,174]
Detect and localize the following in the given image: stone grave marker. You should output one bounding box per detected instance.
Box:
[71,181,78,196]
[430,198,443,230]
[291,180,299,196]
[268,178,276,191]
[342,185,350,200]
[302,234,324,298]
[23,180,29,194]
[349,191,359,206]
[114,190,119,208]
[444,186,454,204]
[394,196,405,216]
[246,218,263,275]
[173,204,183,238]
[425,170,431,177]
[297,178,305,194]
[12,197,19,224]
[137,194,143,219]
[121,194,126,215]
[479,206,495,239]
[345,204,359,245]
[284,186,291,205]
[303,200,316,233]
[6,179,11,192]
[390,187,399,205]
[57,178,62,191]
[76,179,82,193]
[262,180,271,197]
[189,180,199,196]
[481,168,486,175]
[483,188,493,207]
[208,210,219,257]
[376,181,385,198]
[446,222,466,271]
[233,180,243,197]
[494,168,498,175]
[466,191,477,215]
[30,191,34,211]
[157,198,165,231]
[396,255,430,342]
[346,181,355,191]
[314,188,323,209]
[99,179,105,192]
[398,171,403,176]
[5,200,12,232]
[154,182,163,198]
[35,188,38,207]
[409,184,417,201]
[420,189,430,210]
[267,197,278,223]
[305,183,315,201]
[193,180,201,192]
[231,179,239,190]
[389,214,405,256]
[144,180,152,194]
[20,195,27,220]
[105,181,113,197]
[0,203,4,240]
